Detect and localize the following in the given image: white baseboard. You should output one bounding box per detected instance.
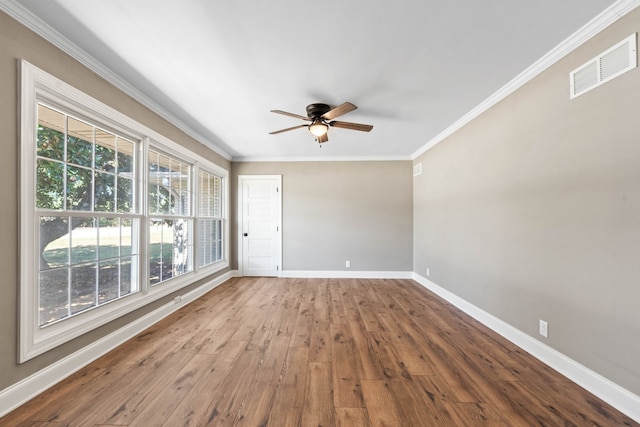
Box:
[280,270,413,279]
[412,273,640,423]
[0,270,239,418]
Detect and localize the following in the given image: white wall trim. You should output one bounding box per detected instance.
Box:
[411,0,640,160]
[0,270,239,419]
[412,273,640,423]
[0,0,232,161]
[281,270,414,279]
[233,155,412,163]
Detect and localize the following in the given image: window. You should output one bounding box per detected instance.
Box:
[148,149,193,284]
[20,61,229,362]
[37,104,139,326]
[198,170,224,267]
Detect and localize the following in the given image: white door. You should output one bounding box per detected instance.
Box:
[239,175,281,276]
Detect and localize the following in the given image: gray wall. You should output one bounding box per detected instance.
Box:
[0,11,230,390]
[413,10,640,395]
[231,161,413,272]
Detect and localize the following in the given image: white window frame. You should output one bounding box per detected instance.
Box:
[193,164,228,273]
[146,138,229,280]
[197,168,226,268]
[20,60,229,362]
[147,146,195,285]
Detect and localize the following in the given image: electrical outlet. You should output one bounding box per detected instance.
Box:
[539,320,548,338]
[345,260,351,268]
[174,295,182,304]
[426,267,430,277]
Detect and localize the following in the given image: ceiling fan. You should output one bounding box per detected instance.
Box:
[269,102,373,143]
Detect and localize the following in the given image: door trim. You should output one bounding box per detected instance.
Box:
[237,175,282,277]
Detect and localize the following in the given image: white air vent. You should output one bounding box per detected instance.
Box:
[570,33,637,99]
[413,162,422,177]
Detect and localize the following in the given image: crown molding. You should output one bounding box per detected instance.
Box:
[412,0,640,160]
[232,155,412,163]
[0,0,232,161]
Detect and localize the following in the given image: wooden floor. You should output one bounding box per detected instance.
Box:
[2,277,637,426]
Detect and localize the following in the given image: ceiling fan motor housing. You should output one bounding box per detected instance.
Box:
[306,103,331,119]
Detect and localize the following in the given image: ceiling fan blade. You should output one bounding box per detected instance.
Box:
[317,132,328,143]
[269,124,308,135]
[270,110,311,121]
[329,121,373,132]
[321,102,357,120]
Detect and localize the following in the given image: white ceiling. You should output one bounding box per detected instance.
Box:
[5,0,621,160]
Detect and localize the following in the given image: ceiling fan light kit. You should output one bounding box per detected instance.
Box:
[308,119,328,137]
[270,102,373,144]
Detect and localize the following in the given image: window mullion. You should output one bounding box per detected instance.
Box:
[139,137,150,294]
[193,164,200,272]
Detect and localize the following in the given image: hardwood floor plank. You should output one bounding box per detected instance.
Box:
[196,320,243,355]
[126,353,218,426]
[347,314,389,380]
[377,312,408,341]
[336,407,370,426]
[69,346,198,426]
[386,334,437,376]
[351,285,385,333]
[385,378,458,427]
[160,339,248,427]
[269,279,302,339]
[360,380,403,427]
[337,279,363,319]
[235,327,304,426]
[301,362,335,427]
[406,329,489,403]
[233,382,278,427]
[517,378,639,426]
[289,299,313,348]
[311,278,330,323]
[328,278,348,327]
[0,366,105,427]
[267,347,308,427]
[489,380,565,426]
[308,280,331,363]
[309,317,330,363]
[333,379,364,412]
[450,401,511,426]
[231,334,291,425]
[412,375,473,425]
[331,324,364,408]
[29,337,188,425]
[196,340,265,426]
[2,277,636,427]
[15,422,64,427]
[227,279,276,343]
